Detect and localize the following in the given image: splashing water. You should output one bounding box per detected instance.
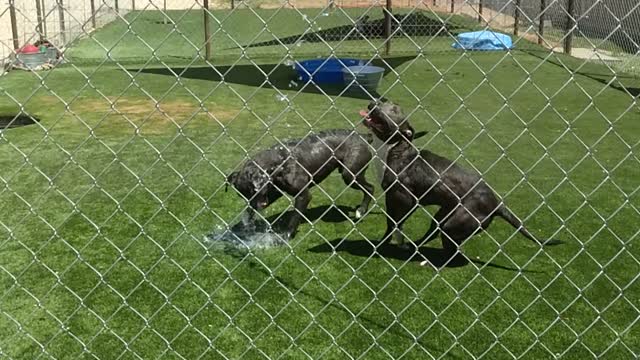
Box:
[205,212,287,250]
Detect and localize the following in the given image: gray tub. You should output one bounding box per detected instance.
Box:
[342,65,385,93]
[16,52,47,69]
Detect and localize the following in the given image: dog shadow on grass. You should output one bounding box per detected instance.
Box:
[309,238,542,272]
[261,204,383,233]
[265,204,356,227]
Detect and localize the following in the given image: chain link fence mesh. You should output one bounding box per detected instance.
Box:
[0,0,639,358]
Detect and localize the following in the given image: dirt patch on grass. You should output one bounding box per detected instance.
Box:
[70,97,239,135]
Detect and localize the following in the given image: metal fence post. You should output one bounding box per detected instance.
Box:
[41,0,48,37]
[513,0,520,36]
[163,0,167,24]
[58,0,67,44]
[203,0,212,60]
[90,0,96,28]
[564,0,575,55]
[9,0,20,49]
[538,0,546,45]
[384,0,393,55]
[35,0,44,41]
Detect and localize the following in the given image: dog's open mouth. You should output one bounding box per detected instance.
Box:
[360,109,376,128]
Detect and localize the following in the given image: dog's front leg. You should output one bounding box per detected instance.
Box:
[381,189,416,249]
[283,189,312,241]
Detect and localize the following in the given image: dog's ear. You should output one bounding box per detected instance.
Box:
[225,171,238,192]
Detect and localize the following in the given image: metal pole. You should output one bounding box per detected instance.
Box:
[90,0,96,29]
[114,0,119,13]
[384,0,392,55]
[564,0,575,55]
[538,0,546,45]
[203,0,211,60]
[513,0,520,36]
[41,0,48,37]
[35,0,45,41]
[9,0,20,49]
[58,0,66,44]
[163,0,167,24]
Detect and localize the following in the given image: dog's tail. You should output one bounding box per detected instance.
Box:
[496,205,563,246]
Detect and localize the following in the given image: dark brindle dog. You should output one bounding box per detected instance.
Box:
[360,99,562,264]
[226,129,375,241]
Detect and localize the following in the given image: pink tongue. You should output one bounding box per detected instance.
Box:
[359,110,369,117]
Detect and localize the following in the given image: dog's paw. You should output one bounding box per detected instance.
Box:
[355,209,363,220]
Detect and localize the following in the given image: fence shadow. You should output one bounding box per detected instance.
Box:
[129,56,415,100]
[233,12,463,50]
[309,238,541,272]
[235,259,462,358]
[0,114,41,129]
[522,49,640,98]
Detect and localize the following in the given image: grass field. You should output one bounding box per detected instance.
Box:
[1,7,639,360]
[66,8,481,63]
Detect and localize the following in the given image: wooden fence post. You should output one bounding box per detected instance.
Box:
[478,0,483,23]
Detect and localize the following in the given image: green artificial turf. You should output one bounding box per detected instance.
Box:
[0,8,639,360]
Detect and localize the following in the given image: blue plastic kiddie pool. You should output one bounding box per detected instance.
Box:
[295,58,364,84]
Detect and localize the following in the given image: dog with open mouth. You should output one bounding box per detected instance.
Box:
[361,99,562,265]
[226,129,375,241]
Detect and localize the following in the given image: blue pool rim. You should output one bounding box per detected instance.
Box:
[295,58,364,84]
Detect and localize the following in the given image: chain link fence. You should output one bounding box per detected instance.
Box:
[0,0,639,358]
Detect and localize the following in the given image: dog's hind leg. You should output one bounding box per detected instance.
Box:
[436,206,486,266]
[417,206,453,246]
